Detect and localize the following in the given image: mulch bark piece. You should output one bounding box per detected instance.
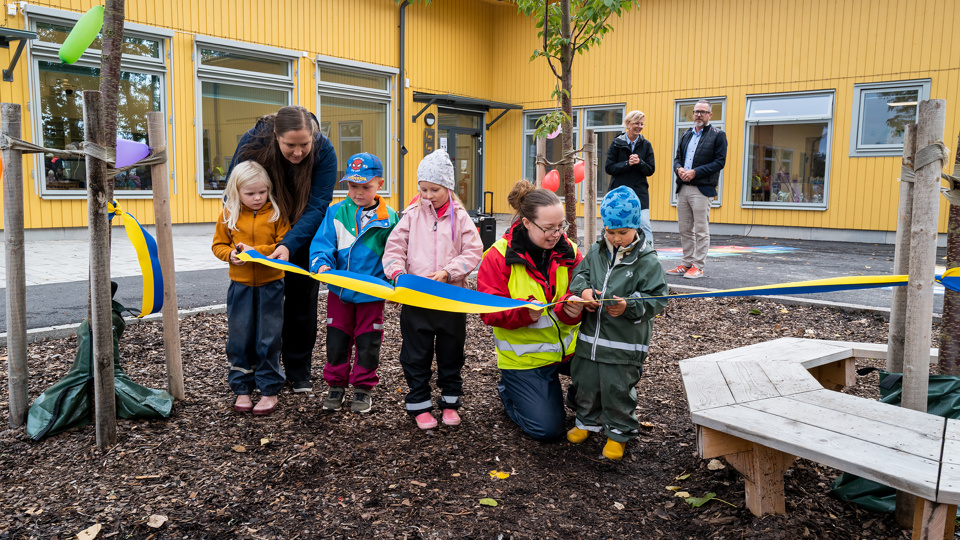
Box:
[0,292,931,539]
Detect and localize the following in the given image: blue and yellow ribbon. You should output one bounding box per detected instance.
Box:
[237,248,960,313]
[108,200,163,317]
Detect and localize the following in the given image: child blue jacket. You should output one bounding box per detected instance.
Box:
[309,195,399,304]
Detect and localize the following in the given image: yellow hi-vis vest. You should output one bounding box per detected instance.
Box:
[490,238,580,370]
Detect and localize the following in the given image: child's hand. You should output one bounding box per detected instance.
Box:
[268,245,290,262]
[229,249,245,265]
[316,265,331,273]
[580,289,601,312]
[604,295,627,317]
[426,270,449,283]
[562,296,584,318]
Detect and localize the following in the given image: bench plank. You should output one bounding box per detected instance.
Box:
[743,395,944,461]
[758,362,823,396]
[789,390,946,435]
[693,404,940,499]
[681,361,736,412]
[719,361,780,403]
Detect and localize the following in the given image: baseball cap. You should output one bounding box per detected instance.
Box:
[340,152,383,184]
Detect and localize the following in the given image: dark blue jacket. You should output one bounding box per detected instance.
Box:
[672,124,727,198]
[228,119,338,257]
[605,133,656,210]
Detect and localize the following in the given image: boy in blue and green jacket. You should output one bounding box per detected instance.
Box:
[566,186,668,460]
[309,153,399,414]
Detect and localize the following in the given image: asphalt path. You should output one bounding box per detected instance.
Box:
[0,232,947,334]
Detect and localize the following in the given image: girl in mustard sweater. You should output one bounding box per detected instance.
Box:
[212,161,291,416]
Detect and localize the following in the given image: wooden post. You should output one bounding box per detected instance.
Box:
[897,100,946,526]
[146,112,184,400]
[583,129,597,247]
[2,103,27,428]
[887,124,917,373]
[912,497,957,540]
[84,91,117,448]
[535,137,546,187]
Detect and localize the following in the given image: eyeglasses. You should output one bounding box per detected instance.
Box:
[692,110,711,116]
[531,220,568,236]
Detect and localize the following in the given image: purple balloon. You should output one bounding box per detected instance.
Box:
[116,138,150,168]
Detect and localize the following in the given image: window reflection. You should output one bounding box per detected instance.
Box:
[319,96,387,182]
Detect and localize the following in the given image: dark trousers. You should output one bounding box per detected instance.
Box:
[281,246,320,385]
[497,363,567,441]
[226,280,285,396]
[323,292,384,390]
[398,305,467,414]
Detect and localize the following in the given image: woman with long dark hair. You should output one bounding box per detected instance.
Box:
[228,105,338,394]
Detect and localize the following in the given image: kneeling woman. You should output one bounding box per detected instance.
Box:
[477,180,584,441]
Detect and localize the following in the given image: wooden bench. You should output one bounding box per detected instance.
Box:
[680,338,956,540]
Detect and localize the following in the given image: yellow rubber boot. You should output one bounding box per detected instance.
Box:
[566,426,590,444]
[602,438,626,460]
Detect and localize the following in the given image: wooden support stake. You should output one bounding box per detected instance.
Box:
[898,100,946,526]
[912,498,956,540]
[583,128,597,247]
[146,112,184,400]
[84,91,116,448]
[888,123,917,373]
[535,137,546,187]
[2,103,27,428]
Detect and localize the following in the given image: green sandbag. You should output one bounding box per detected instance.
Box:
[26,300,174,440]
[830,370,960,514]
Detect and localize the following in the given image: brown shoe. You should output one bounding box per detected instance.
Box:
[253,395,278,416]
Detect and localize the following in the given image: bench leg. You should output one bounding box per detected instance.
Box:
[912,498,957,540]
[808,358,855,391]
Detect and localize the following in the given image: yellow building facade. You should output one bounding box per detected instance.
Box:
[0,0,956,241]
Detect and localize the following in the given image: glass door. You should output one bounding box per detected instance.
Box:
[438,110,484,214]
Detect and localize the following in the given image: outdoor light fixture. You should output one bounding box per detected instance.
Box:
[424,112,435,126]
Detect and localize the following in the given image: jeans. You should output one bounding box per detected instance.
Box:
[226,280,285,396]
[497,363,567,441]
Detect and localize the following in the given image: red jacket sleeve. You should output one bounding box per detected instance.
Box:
[553,246,585,326]
[477,248,536,330]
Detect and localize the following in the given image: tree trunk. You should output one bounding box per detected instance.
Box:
[559,0,577,241]
[939,129,960,376]
[99,0,125,201]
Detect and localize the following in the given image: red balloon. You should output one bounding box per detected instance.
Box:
[573,160,585,184]
[543,169,560,192]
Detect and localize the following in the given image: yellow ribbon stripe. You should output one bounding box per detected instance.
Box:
[107,200,163,317]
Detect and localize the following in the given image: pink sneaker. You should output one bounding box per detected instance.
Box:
[441,409,461,426]
[415,412,438,430]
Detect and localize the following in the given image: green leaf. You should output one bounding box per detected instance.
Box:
[685,492,717,508]
[479,498,498,507]
[749,309,762,315]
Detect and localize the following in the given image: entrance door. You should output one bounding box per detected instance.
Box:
[438,110,483,214]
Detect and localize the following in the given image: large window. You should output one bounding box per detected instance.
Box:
[195,37,298,194]
[317,57,395,195]
[743,92,834,209]
[522,106,624,201]
[849,80,930,157]
[27,6,171,197]
[672,98,726,206]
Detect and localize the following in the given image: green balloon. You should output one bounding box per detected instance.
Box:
[58,6,104,65]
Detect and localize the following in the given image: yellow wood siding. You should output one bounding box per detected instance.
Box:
[0,0,955,235]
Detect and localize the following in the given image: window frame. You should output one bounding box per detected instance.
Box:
[194,35,299,198]
[26,5,172,199]
[671,97,727,208]
[741,90,834,210]
[849,79,930,157]
[316,55,396,198]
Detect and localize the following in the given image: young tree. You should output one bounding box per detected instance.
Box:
[100,0,125,199]
[516,0,639,240]
[939,133,960,376]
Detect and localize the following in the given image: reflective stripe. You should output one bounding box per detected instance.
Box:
[526,316,554,329]
[326,318,334,325]
[372,323,384,330]
[608,427,638,435]
[575,419,603,432]
[229,365,255,375]
[579,334,649,353]
[405,400,433,410]
[440,395,460,404]
[493,331,576,356]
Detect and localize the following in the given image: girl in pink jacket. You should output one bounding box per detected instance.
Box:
[382,150,484,430]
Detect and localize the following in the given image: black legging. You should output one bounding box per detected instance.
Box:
[281,245,320,385]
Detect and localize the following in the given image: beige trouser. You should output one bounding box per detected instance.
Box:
[677,184,711,270]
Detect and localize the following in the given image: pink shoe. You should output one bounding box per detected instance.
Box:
[415,412,438,430]
[441,409,461,426]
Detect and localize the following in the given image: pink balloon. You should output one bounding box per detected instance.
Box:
[546,125,562,139]
[116,138,150,168]
[543,169,560,192]
[573,160,585,184]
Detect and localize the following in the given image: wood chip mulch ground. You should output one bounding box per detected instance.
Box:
[0,291,941,539]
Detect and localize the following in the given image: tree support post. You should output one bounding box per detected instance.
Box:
[583,129,597,247]
[2,103,27,428]
[888,124,917,373]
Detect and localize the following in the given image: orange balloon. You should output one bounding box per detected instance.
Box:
[543,169,560,192]
[573,160,585,183]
